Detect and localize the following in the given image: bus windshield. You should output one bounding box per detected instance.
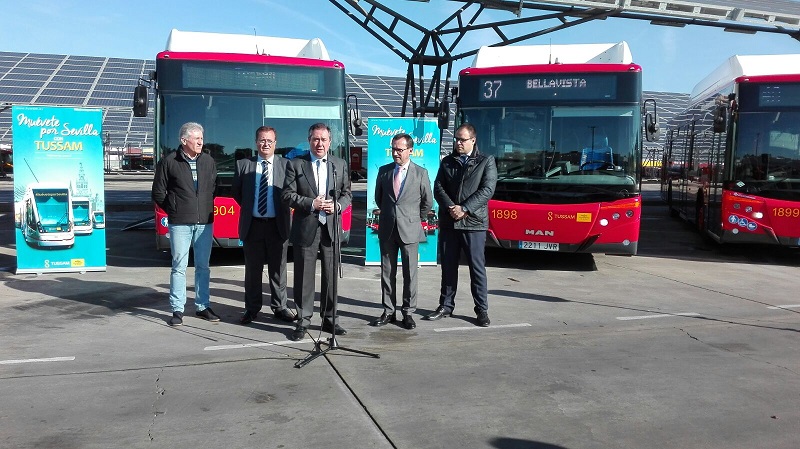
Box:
[462,104,639,204]
[157,93,346,191]
[731,110,800,201]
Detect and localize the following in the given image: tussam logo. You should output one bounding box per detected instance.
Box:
[525,229,554,236]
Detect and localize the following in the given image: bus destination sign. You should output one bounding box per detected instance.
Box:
[182,63,325,95]
[478,74,617,102]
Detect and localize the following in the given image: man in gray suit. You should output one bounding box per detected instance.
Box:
[232,126,296,325]
[372,133,433,330]
[282,123,352,341]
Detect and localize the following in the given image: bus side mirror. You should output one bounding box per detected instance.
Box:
[713,106,727,133]
[643,98,660,142]
[133,85,148,117]
[645,113,660,142]
[347,94,363,136]
[438,97,450,131]
[349,108,363,137]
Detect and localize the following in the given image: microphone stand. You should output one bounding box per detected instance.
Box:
[295,162,379,368]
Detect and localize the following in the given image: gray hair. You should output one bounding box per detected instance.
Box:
[179,122,204,140]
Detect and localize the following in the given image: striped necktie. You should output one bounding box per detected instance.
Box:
[257,160,269,216]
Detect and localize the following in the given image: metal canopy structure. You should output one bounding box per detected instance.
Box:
[329,0,800,119]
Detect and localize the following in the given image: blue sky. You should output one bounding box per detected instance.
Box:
[2,0,798,94]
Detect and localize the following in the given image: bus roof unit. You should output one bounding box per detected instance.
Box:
[690,54,800,103]
[471,41,632,68]
[164,29,331,60]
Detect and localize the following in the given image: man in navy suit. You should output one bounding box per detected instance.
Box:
[282,123,352,341]
[232,126,296,325]
[372,133,432,330]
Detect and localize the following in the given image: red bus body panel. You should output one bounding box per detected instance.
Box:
[720,191,800,246]
[155,198,353,249]
[487,197,641,254]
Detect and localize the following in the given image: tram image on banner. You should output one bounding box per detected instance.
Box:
[92,210,106,229]
[71,196,93,235]
[18,183,75,248]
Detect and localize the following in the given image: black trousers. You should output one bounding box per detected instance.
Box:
[438,228,488,314]
[242,217,289,313]
[292,222,338,328]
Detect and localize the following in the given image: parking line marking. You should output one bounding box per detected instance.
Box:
[616,312,700,321]
[0,356,76,365]
[767,304,800,310]
[433,323,532,332]
[204,339,314,351]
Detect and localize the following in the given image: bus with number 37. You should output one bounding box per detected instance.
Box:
[134,29,355,250]
[453,42,657,255]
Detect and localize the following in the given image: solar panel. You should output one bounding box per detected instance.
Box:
[1,94,36,103]
[0,49,691,156]
[34,95,84,105]
[0,77,49,85]
[0,87,39,95]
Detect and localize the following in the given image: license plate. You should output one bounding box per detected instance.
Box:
[518,241,559,251]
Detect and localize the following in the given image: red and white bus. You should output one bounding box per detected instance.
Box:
[454,42,652,255]
[662,54,800,247]
[135,30,353,249]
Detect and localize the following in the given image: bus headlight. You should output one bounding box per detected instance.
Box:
[753,212,763,219]
[612,213,620,220]
[599,218,609,226]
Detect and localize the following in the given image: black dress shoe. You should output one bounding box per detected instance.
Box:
[372,312,396,327]
[273,308,297,323]
[402,314,416,329]
[239,310,258,325]
[321,322,347,335]
[290,326,307,341]
[423,306,451,321]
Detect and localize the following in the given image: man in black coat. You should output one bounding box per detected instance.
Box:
[425,123,497,326]
[151,122,219,327]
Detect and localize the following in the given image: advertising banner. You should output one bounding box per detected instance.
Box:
[365,117,440,266]
[12,106,106,274]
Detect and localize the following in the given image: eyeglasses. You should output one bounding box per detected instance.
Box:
[391,147,409,153]
[257,139,276,146]
[454,137,473,143]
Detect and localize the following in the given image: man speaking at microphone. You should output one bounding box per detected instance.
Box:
[282,123,352,342]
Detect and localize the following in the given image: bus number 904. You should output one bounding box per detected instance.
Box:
[492,209,517,220]
[214,205,235,216]
[772,207,800,218]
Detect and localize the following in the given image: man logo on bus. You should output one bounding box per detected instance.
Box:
[525,229,555,236]
[160,217,169,228]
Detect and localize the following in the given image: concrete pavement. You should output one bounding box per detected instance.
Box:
[0,175,799,448]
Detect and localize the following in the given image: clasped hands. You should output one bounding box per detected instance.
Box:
[313,195,336,214]
[448,204,467,221]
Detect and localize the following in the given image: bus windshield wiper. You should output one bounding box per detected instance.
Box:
[497,164,527,182]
